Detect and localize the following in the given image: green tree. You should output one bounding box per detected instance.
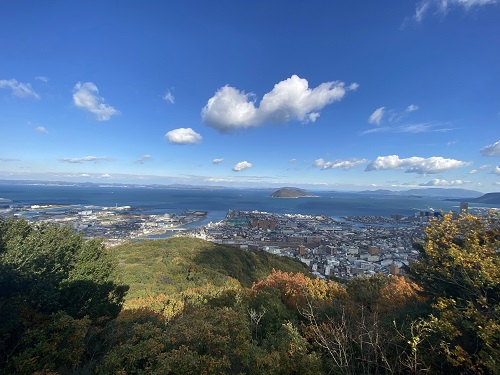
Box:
[0,218,127,373]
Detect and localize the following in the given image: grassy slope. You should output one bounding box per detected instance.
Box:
[110,237,308,301]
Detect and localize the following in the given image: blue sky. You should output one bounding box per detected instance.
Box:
[1,0,499,192]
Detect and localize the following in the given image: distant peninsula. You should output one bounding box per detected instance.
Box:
[271,187,316,198]
[447,192,500,205]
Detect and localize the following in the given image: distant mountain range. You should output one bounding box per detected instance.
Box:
[0,180,227,190]
[358,188,484,199]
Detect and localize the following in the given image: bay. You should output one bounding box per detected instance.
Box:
[1,184,497,228]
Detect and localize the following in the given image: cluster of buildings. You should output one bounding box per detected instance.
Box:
[181,210,429,280]
[0,204,206,247]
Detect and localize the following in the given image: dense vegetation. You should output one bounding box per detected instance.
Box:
[0,212,498,374]
[270,187,315,198]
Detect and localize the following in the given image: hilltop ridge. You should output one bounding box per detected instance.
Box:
[112,237,308,300]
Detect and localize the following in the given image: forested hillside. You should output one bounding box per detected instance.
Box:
[0,213,498,374]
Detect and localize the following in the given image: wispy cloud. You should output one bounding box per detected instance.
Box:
[369,104,419,125]
[419,178,468,186]
[212,158,224,164]
[73,82,120,121]
[368,107,385,125]
[136,155,151,164]
[0,158,20,162]
[0,78,40,99]
[365,155,469,174]
[232,161,253,172]
[313,158,369,170]
[202,75,358,133]
[413,0,497,22]
[480,140,500,156]
[205,177,238,183]
[35,76,48,83]
[361,122,452,135]
[405,104,419,112]
[397,123,452,133]
[35,126,48,134]
[162,90,175,104]
[59,156,113,164]
[165,128,202,144]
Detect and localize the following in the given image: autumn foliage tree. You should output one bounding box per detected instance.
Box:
[409,212,500,374]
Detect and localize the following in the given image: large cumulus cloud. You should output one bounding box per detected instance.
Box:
[202,75,358,133]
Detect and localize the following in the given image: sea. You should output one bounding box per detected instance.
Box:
[1,184,498,231]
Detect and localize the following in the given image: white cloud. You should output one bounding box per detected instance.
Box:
[314,158,369,170]
[202,74,358,132]
[232,161,253,172]
[136,155,151,164]
[348,83,360,91]
[72,82,120,121]
[35,126,48,134]
[0,79,40,99]
[368,107,385,125]
[212,158,224,164]
[165,128,202,144]
[414,0,497,22]
[493,166,500,175]
[479,164,493,170]
[162,90,175,104]
[365,155,469,174]
[419,179,468,186]
[480,140,500,156]
[469,169,478,174]
[35,76,48,83]
[405,104,419,112]
[59,156,113,164]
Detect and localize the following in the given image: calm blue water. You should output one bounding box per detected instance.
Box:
[0,184,497,225]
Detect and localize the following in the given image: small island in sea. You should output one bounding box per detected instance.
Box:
[271,187,316,198]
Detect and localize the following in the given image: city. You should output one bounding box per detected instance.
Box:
[0,200,476,280]
[180,209,431,280]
